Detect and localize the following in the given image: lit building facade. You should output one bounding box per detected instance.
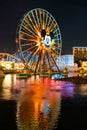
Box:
[56,54,78,72]
[81,61,87,71]
[73,46,87,62]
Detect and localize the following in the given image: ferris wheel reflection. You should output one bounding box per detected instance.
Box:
[16,77,61,130]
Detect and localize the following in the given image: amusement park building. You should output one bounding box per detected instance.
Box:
[56,54,78,72]
[73,46,87,62]
[73,46,87,70]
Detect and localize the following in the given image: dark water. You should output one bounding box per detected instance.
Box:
[0,74,87,130]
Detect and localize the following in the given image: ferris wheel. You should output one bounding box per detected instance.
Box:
[16,8,62,73]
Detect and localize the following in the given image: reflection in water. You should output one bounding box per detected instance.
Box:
[0,74,26,100]
[0,74,77,101]
[60,81,75,98]
[79,84,87,95]
[0,74,84,130]
[2,74,16,89]
[16,76,61,130]
[0,74,16,99]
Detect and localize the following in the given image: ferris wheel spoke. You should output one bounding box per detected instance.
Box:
[26,54,34,63]
[53,38,59,42]
[52,48,60,57]
[28,11,41,36]
[53,28,59,34]
[37,9,41,31]
[48,17,54,30]
[54,33,59,37]
[20,37,38,44]
[21,24,37,38]
[46,52,52,70]
[35,9,41,31]
[24,14,40,38]
[20,36,37,43]
[34,51,42,73]
[21,43,30,47]
[40,9,43,30]
[31,10,40,32]
[22,24,37,38]
[21,42,36,47]
[44,13,48,29]
[47,15,52,29]
[33,50,41,69]
[33,45,44,59]
[20,30,36,39]
[43,53,48,72]
[50,52,61,73]
[34,59,39,74]
[24,55,33,64]
[41,10,45,29]
[19,31,35,39]
[43,13,47,30]
[33,48,40,56]
[24,47,37,63]
[48,18,54,31]
[27,39,38,42]
[30,55,37,69]
[39,9,42,28]
[49,20,56,31]
[24,15,38,36]
[45,12,49,29]
[22,44,37,53]
[38,9,45,31]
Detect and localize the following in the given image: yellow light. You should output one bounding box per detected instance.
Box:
[6,64,11,69]
[37,31,41,37]
[52,39,55,45]
[36,42,40,47]
[46,27,50,35]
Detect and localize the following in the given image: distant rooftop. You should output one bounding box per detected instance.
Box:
[73,46,87,48]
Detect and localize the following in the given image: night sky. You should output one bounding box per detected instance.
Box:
[0,0,87,54]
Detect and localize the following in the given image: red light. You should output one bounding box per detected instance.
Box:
[0,56,2,60]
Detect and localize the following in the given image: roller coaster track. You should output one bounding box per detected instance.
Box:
[0,53,21,62]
